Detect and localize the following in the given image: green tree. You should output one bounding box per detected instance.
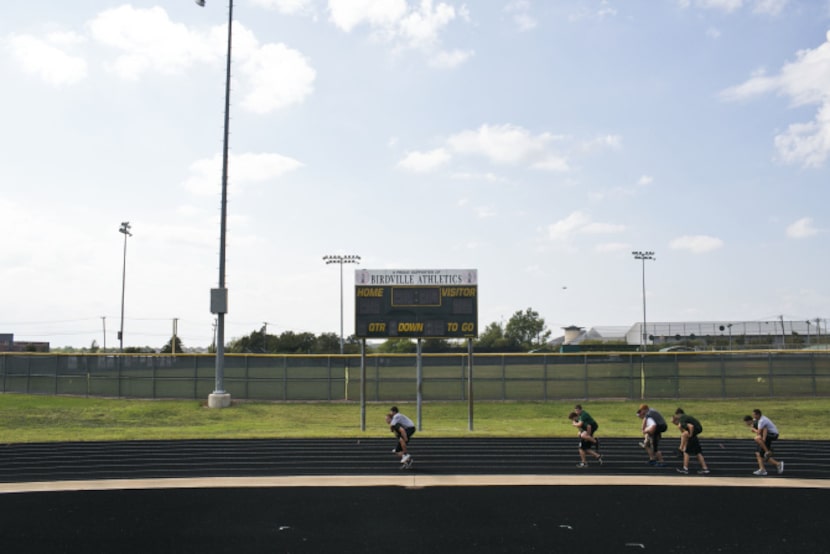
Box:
[161,335,185,354]
[274,331,316,353]
[228,326,268,353]
[421,338,455,352]
[311,332,341,354]
[375,338,416,353]
[474,321,519,352]
[505,307,551,351]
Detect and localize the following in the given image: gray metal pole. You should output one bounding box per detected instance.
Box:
[198,0,233,408]
[467,338,474,431]
[118,222,131,352]
[416,338,423,431]
[323,254,360,354]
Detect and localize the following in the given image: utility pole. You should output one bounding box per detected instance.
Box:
[118,221,132,352]
[172,318,178,355]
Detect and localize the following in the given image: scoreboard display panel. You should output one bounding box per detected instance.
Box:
[354,269,478,338]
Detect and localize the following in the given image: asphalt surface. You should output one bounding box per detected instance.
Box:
[1,438,829,553]
[0,437,827,482]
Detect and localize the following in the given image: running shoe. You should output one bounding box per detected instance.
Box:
[777,460,784,474]
[753,469,768,476]
[400,454,411,464]
[697,469,710,475]
[576,462,588,468]
[676,467,689,474]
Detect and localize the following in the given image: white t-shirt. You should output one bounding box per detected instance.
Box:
[391,412,415,429]
[757,415,779,436]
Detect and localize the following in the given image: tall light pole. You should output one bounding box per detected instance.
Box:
[323,254,361,354]
[198,0,233,408]
[632,251,655,351]
[118,222,132,352]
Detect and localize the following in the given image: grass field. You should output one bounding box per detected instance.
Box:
[2,393,829,443]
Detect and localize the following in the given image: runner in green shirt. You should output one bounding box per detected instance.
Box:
[570,404,603,468]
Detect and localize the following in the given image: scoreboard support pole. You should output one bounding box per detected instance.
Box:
[416,338,423,431]
[360,339,366,431]
[467,338,474,431]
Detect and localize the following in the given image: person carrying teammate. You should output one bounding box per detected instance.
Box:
[387,406,415,469]
[744,409,784,476]
[636,403,667,467]
[570,404,603,468]
[673,408,710,475]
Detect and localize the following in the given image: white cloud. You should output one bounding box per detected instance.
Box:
[184,152,303,196]
[84,6,316,114]
[547,211,625,241]
[428,49,474,69]
[786,217,819,238]
[89,5,212,80]
[398,0,457,50]
[720,31,830,167]
[397,148,451,173]
[250,0,315,15]
[239,43,316,113]
[581,134,622,152]
[8,33,88,85]
[447,124,558,165]
[752,0,789,15]
[595,242,630,253]
[669,235,724,253]
[327,0,470,62]
[328,0,408,33]
[680,0,790,14]
[505,1,537,31]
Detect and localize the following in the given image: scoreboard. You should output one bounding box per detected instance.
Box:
[354,269,478,339]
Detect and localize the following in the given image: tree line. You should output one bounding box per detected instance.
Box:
[64,307,554,354]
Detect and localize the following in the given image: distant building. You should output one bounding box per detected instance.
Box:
[0,333,50,353]
[547,319,824,350]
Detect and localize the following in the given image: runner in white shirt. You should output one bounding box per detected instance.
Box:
[636,404,667,467]
[744,409,784,476]
[387,406,415,469]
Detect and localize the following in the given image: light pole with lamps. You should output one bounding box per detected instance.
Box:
[632,251,655,351]
[323,254,361,354]
[197,0,233,408]
[118,221,132,352]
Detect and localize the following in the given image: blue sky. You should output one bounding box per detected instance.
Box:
[2,0,829,349]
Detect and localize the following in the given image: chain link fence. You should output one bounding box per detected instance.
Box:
[2,351,829,401]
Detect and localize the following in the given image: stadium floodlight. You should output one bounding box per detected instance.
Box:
[118,222,132,352]
[198,0,234,408]
[632,251,655,351]
[323,255,361,354]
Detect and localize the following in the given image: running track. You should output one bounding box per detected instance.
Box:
[1,438,828,553]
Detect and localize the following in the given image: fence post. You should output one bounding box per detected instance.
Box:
[583,354,588,399]
[283,356,288,401]
[811,352,817,396]
[501,354,506,401]
[720,353,726,398]
[674,354,680,399]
